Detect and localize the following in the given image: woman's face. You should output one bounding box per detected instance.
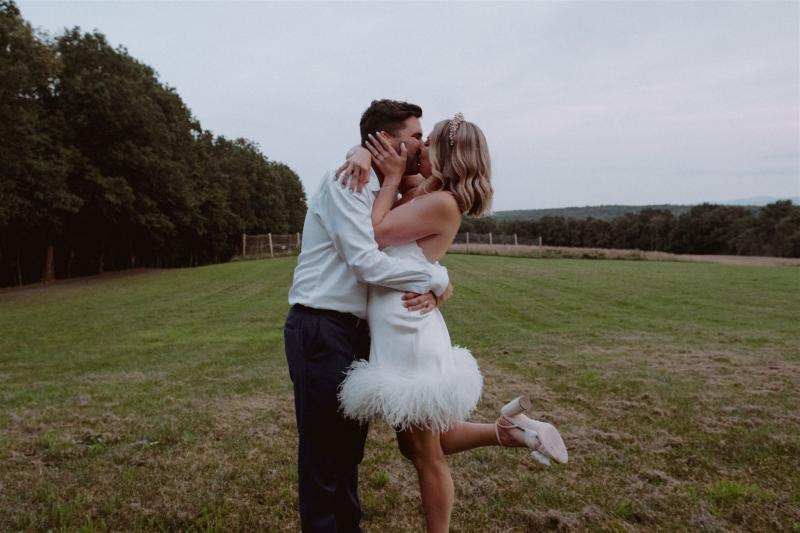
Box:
[418,136,432,178]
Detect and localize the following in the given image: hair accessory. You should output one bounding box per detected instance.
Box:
[448,112,464,146]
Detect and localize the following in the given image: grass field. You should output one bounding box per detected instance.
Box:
[1,255,798,532]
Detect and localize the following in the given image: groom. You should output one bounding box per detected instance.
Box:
[284,99,452,532]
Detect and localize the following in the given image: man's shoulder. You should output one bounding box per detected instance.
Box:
[319,169,371,205]
[308,170,338,206]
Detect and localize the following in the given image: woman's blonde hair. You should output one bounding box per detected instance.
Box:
[419,115,493,217]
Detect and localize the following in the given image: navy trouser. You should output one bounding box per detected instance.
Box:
[284,304,370,533]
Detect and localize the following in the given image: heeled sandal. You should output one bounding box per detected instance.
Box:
[495,396,568,466]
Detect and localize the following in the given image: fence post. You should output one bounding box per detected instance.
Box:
[538,235,542,247]
[514,233,518,246]
[489,232,493,245]
[296,232,301,248]
[242,233,247,256]
[268,233,274,257]
[466,232,470,252]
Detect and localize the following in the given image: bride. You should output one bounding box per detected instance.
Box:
[335,113,568,532]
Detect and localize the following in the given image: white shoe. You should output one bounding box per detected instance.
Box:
[495,396,568,466]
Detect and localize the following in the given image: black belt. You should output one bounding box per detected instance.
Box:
[291,304,366,329]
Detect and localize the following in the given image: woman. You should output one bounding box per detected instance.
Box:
[336,114,567,533]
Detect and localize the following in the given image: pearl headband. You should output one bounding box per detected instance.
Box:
[448,112,465,146]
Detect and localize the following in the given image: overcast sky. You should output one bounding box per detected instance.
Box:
[19,1,800,210]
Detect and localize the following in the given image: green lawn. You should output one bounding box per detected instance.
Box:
[1,255,798,531]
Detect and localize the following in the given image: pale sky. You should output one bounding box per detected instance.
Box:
[19,1,800,210]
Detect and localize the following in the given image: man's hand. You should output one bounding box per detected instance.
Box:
[402,291,437,314]
[402,282,453,314]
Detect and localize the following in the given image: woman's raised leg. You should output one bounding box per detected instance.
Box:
[439,420,525,454]
[440,396,569,465]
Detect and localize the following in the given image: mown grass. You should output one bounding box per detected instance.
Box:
[1,255,798,531]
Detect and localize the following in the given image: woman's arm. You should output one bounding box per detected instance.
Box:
[369,134,405,228]
[334,145,373,192]
[394,174,427,208]
[367,133,460,248]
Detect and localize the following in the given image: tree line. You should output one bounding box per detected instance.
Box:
[493,204,696,221]
[461,201,800,257]
[3,0,797,290]
[0,1,307,287]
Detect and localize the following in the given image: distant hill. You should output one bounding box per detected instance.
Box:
[715,196,800,206]
[492,204,695,221]
[492,198,797,221]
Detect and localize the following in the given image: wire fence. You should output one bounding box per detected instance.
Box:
[239,232,543,259]
[452,233,542,247]
[240,233,302,258]
[238,232,800,266]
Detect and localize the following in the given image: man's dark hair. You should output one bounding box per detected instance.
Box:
[359,99,422,145]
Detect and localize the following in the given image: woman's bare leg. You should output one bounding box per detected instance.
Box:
[439,420,526,455]
[397,428,454,533]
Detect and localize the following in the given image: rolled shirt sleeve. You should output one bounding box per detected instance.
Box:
[428,262,449,297]
[319,177,450,296]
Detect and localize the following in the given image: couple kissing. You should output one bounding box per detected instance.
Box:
[284,99,568,533]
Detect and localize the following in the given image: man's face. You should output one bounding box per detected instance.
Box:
[384,116,423,175]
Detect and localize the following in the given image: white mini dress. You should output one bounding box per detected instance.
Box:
[338,242,483,433]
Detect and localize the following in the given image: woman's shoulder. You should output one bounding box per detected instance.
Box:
[422,190,461,216]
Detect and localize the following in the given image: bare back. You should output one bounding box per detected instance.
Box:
[416,219,460,263]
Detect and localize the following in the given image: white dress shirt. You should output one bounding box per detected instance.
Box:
[288,168,449,320]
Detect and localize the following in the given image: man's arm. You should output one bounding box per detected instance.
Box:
[318,173,449,296]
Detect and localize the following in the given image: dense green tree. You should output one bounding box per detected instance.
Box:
[0,1,81,283]
[274,163,307,232]
[753,200,797,256]
[54,28,198,271]
[669,204,752,254]
[0,1,306,287]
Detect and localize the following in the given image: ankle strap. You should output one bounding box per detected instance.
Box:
[496,416,518,430]
[495,416,519,447]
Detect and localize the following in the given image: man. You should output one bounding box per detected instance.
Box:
[284,99,452,532]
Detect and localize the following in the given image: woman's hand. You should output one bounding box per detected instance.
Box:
[365,132,407,182]
[334,146,372,193]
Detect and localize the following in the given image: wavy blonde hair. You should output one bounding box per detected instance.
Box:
[419,117,493,217]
